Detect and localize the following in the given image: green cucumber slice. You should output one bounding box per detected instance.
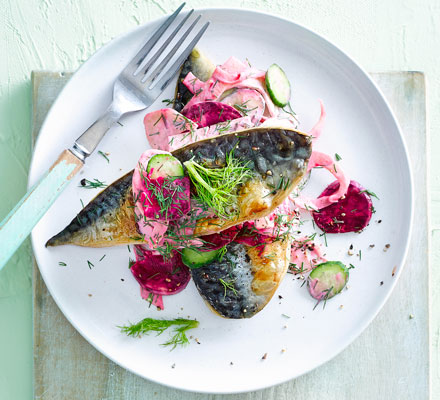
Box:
[265,64,291,107]
[147,154,184,180]
[307,261,349,300]
[182,247,221,269]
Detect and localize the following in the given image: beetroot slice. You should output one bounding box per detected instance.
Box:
[312,180,373,233]
[182,101,241,128]
[198,226,240,251]
[234,223,273,247]
[130,246,190,295]
[138,176,190,221]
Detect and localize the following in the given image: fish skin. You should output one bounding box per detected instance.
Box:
[46,127,311,247]
[191,238,290,319]
[173,127,312,235]
[45,172,139,247]
[173,48,215,112]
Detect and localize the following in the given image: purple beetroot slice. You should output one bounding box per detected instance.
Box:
[138,176,190,221]
[198,226,240,251]
[312,180,373,233]
[182,101,241,128]
[234,223,273,247]
[131,247,190,295]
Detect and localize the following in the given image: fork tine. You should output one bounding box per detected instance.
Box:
[153,21,210,91]
[142,15,203,86]
[128,2,186,72]
[135,9,194,76]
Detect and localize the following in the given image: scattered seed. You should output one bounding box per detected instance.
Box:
[195,338,201,344]
[230,361,234,365]
[261,353,268,360]
[341,213,346,217]
[278,295,283,299]
[349,244,353,250]
[339,304,344,309]
[378,219,382,223]
[281,348,286,353]
[348,250,354,256]
[88,294,92,297]
[392,266,397,276]
[380,281,384,286]
[369,244,375,248]
[171,363,176,369]
[283,325,288,329]
[409,314,414,319]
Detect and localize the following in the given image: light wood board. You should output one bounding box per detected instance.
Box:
[32,71,429,399]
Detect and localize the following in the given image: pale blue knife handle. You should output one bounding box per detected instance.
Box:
[0,150,83,270]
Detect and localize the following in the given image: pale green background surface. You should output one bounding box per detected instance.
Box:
[0,0,438,398]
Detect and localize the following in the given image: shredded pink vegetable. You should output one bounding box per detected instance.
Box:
[168,115,254,151]
[308,100,326,142]
[293,151,349,211]
[144,108,198,151]
[132,149,171,247]
[140,287,164,310]
[182,56,277,117]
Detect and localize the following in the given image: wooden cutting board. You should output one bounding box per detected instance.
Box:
[32,71,429,400]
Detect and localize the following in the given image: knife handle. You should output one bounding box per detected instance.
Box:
[0,150,83,270]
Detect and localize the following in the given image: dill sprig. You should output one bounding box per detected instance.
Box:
[79,178,107,189]
[139,163,187,220]
[359,189,380,200]
[219,278,237,298]
[183,151,253,218]
[98,151,110,163]
[233,100,258,116]
[119,317,199,350]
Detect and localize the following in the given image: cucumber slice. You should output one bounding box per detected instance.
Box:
[147,154,184,180]
[307,261,349,300]
[182,247,221,269]
[265,64,291,107]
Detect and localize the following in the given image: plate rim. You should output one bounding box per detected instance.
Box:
[29,7,414,394]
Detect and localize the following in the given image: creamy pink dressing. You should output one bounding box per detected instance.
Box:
[290,237,327,274]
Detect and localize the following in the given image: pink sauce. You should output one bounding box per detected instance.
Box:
[290,237,327,274]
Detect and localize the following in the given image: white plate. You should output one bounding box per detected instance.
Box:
[29,8,412,394]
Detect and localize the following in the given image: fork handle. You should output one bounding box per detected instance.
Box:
[0,150,83,270]
[73,106,123,160]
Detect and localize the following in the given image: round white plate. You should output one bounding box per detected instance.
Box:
[30,8,412,394]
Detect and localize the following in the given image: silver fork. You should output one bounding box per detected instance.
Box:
[72,3,209,161]
[0,3,210,269]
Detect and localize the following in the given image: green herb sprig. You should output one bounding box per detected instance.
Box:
[119,317,199,350]
[98,151,110,163]
[183,151,253,218]
[79,178,107,189]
